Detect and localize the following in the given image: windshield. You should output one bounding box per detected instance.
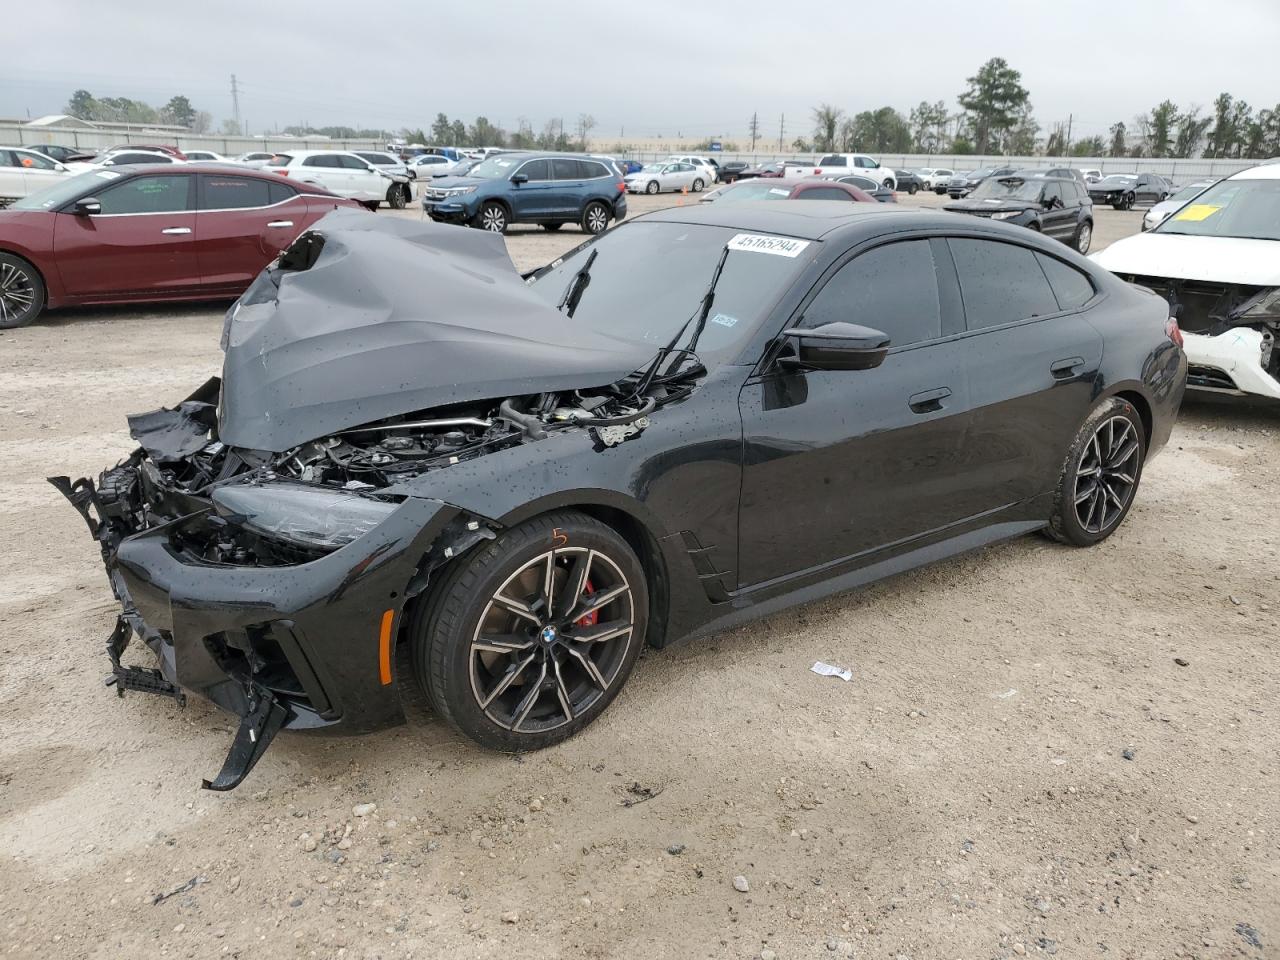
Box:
[526,222,815,363]
[467,155,522,179]
[1099,175,1137,186]
[969,177,1043,202]
[11,170,121,210]
[1155,178,1280,241]
[969,168,994,179]
[1170,180,1215,203]
[638,163,665,173]
[714,182,793,202]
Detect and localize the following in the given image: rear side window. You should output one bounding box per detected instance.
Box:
[552,158,581,180]
[801,240,941,347]
[818,155,844,166]
[300,155,330,168]
[267,155,292,167]
[580,160,609,179]
[948,238,1060,329]
[268,181,296,204]
[96,175,193,214]
[1037,254,1095,310]
[796,186,854,202]
[202,176,272,209]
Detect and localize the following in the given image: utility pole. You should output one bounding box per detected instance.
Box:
[230,74,242,133]
[778,113,785,152]
[1065,113,1073,155]
[749,111,759,151]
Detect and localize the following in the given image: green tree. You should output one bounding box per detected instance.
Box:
[811,104,843,153]
[450,119,467,146]
[431,113,452,144]
[1070,135,1105,157]
[791,136,812,152]
[908,100,949,153]
[403,128,428,145]
[468,116,506,147]
[65,89,97,119]
[1044,123,1067,157]
[1227,99,1254,157]
[1108,122,1127,157]
[951,136,975,155]
[956,58,1030,155]
[1173,107,1210,158]
[1144,100,1178,157]
[163,95,196,127]
[1004,104,1039,155]
[510,118,536,150]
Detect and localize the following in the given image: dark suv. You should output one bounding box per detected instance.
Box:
[422,152,627,234]
[944,175,1095,254]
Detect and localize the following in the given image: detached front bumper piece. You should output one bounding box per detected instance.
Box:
[1183,327,1280,400]
[51,468,463,790]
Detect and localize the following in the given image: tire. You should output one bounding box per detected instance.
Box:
[1072,219,1093,254]
[386,184,407,209]
[475,201,508,233]
[410,510,648,751]
[907,183,918,195]
[645,180,659,195]
[1122,192,1136,211]
[581,201,610,235]
[541,222,563,232]
[884,179,896,191]
[362,201,380,212]
[1046,398,1146,547]
[0,253,44,329]
[692,178,704,193]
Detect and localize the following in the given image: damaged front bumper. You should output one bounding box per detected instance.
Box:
[51,466,473,790]
[1183,327,1280,400]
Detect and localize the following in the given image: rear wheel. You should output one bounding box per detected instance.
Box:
[692,178,704,193]
[411,511,648,751]
[1047,398,1146,547]
[906,182,918,195]
[581,201,610,235]
[1073,219,1093,254]
[475,201,508,233]
[0,253,43,329]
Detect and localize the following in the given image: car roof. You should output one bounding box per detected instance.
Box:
[83,162,293,179]
[1230,163,1280,181]
[640,199,921,240]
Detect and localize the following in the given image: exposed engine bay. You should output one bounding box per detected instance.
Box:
[1120,275,1279,396]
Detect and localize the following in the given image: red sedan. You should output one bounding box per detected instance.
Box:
[0,164,362,328]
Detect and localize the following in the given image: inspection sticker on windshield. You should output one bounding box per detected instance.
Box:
[710,313,738,328]
[1174,204,1221,222]
[727,233,810,257]
[768,188,790,197]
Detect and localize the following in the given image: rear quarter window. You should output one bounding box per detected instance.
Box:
[1037,254,1096,310]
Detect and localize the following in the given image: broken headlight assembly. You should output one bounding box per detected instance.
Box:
[211,484,399,552]
[1237,287,1280,322]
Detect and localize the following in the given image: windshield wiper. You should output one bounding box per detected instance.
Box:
[557,248,598,318]
[633,244,730,395]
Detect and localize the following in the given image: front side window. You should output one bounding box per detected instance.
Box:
[1043,182,1063,206]
[338,155,370,170]
[16,150,57,170]
[855,156,875,168]
[948,238,1059,329]
[96,175,193,214]
[202,175,273,209]
[801,240,942,347]
[518,159,551,180]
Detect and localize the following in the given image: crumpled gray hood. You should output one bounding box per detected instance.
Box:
[218,209,651,453]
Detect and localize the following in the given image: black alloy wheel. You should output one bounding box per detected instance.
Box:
[411,511,647,751]
[0,254,43,329]
[1047,398,1146,546]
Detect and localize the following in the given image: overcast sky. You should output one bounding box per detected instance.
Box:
[4,0,1278,141]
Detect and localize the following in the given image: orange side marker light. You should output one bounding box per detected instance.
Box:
[378,609,395,685]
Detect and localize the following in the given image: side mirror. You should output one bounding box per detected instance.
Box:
[73,198,102,216]
[510,173,528,184]
[780,322,890,372]
[54,162,68,172]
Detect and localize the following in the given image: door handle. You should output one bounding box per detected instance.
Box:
[160,227,191,235]
[1050,356,1085,379]
[908,386,952,414]
[266,220,294,228]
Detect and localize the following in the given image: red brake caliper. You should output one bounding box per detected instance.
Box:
[576,579,598,627]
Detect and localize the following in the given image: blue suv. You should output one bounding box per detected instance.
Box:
[421,152,627,234]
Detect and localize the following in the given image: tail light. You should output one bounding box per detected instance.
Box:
[1166,318,1184,348]
[275,169,289,177]
[616,180,626,193]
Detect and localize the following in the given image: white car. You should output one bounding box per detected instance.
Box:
[408,154,459,179]
[784,153,896,188]
[1081,168,1103,183]
[234,151,277,168]
[64,149,184,173]
[1091,163,1280,401]
[919,167,955,191]
[0,146,73,205]
[184,149,229,162]
[264,150,407,209]
[625,161,704,195]
[1142,178,1219,232]
[666,155,719,185]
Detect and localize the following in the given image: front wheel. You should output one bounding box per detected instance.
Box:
[0,253,44,329]
[411,511,648,751]
[387,184,407,209]
[645,180,659,195]
[884,179,896,191]
[906,183,918,195]
[1047,398,1146,547]
[362,201,380,212]
[475,201,508,233]
[581,201,610,234]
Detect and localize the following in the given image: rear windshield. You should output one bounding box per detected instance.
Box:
[1155,177,1280,241]
[715,182,793,202]
[267,155,292,167]
[525,221,815,364]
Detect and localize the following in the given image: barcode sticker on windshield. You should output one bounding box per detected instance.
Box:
[727,233,810,258]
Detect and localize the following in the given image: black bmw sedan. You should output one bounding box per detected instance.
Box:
[54,205,1186,789]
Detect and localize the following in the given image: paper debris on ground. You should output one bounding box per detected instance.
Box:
[810,661,853,682]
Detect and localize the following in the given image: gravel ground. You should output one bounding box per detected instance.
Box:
[1,190,1276,960]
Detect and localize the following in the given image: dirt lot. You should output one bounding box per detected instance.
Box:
[1,191,1276,960]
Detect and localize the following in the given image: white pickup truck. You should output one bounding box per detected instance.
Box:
[783,153,897,189]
